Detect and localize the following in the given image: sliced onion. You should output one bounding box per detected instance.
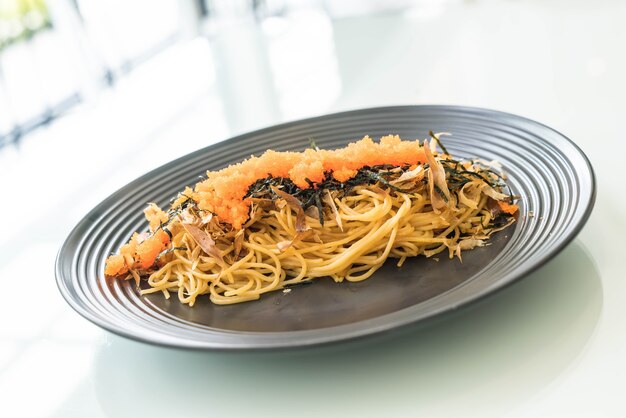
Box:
[324,190,343,232]
[276,229,314,252]
[424,139,450,213]
[482,184,509,201]
[181,222,225,265]
[233,229,245,257]
[458,182,479,209]
[458,238,485,250]
[390,165,424,185]
[473,158,503,172]
[454,238,486,261]
[304,206,320,220]
[271,186,307,232]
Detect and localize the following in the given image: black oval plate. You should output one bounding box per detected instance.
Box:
[56,106,595,350]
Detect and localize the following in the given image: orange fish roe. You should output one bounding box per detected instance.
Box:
[191,135,427,229]
[104,229,170,276]
[497,200,519,215]
[104,254,126,276]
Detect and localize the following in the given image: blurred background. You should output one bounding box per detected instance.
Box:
[2,0,622,243]
[0,0,417,148]
[1,0,625,417]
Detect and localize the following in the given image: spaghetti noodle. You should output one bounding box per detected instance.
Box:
[105,134,518,306]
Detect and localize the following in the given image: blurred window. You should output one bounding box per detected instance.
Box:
[0,0,183,148]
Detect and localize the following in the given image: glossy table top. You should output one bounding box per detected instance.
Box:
[1,1,624,416]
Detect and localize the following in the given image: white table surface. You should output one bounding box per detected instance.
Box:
[1,1,624,416]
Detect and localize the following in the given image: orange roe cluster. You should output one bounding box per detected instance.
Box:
[497,200,519,215]
[104,205,170,276]
[192,135,427,229]
[104,230,170,276]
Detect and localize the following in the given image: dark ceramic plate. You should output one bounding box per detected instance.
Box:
[56,105,595,350]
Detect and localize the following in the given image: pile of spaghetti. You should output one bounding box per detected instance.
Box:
[105,134,519,306]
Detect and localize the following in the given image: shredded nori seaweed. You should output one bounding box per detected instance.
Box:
[243,152,517,229]
[244,164,420,223]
